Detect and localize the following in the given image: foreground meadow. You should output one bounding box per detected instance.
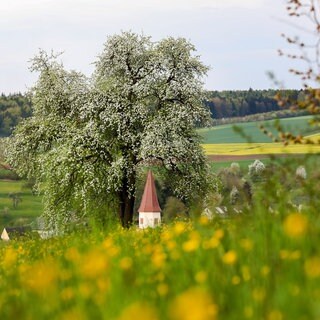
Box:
[1,192,319,319]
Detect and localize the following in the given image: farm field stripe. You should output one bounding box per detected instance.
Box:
[202,143,320,155]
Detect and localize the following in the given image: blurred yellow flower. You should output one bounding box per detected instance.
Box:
[60,270,72,281]
[152,248,166,269]
[61,287,74,301]
[170,288,218,320]
[203,236,220,250]
[304,256,320,278]
[157,283,169,296]
[290,285,300,296]
[199,216,209,225]
[232,276,241,285]
[61,308,86,320]
[170,250,181,260]
[214,229,224,240]
[260,265,270,277]
[195,271,208,284]
[183,232,200,252]
[283,213,308,239]
[119,257,133,270]
[240,238,254,251]
[167,240,177,251]
[241,266,251,281]
[291,250,301,260]
[97,278,109,294]
[173,222,186,235]
[252,287,266,302]
[80,250,108,279]
[244,306,253,318]
[279,250,289,260]
[23,260,59,294]
[103,237,120,257]
[280,250,301,260]
[102,237,114,249]
[2,247,18,269]
[65,247,81,263]
[268,310,283,320]
[118,302,159,320]
[79,283,92,298]
[162,229,172,242]
[143,244,153,255]
[222,250,237,265]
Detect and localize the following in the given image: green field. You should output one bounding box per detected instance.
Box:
[199,115,318,144]
[0,180,43,230]
[199,116,320,160]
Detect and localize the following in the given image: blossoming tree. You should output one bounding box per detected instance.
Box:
[7,32,211,228]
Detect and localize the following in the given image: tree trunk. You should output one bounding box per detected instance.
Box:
[123,194,135,228]
[118,172,136,228]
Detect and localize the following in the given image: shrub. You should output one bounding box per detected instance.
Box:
[230,162,240,175]
[296,165,307,180]
[230,186,239,205]
[248,159,266,181]
[163,197,188,221]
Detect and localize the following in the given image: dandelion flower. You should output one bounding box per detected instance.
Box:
[304,256,320,278]
[2,247,18,268]
[119,257,133,270]
[118,302,159,320]
[222,250,237,265]
[157,283,169,296]
[195,271,208,284]
[232,276,241,285]
[170,288,218,320]
[268,310,283,320]
[283,213,308,239]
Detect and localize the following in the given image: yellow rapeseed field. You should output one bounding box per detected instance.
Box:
[202,140,320,156]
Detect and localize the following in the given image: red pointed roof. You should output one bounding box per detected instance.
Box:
[138,170,161,213]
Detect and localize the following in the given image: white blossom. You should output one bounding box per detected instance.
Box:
[296,165,307,179]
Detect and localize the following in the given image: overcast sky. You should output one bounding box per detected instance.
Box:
[0,0,306,94]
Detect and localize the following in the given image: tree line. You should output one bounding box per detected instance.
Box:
[0,93,32,137]
[0,89,303,137]
[205,88,302,119]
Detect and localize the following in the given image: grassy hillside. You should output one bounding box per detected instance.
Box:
[0,180,42,230]
[199,115,318,144]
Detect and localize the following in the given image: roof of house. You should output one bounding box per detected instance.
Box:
[138,170,161,213]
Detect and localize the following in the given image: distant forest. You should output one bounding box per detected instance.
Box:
[205,89,301,119]
[0,93,32,137]
[0,89,302,137]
